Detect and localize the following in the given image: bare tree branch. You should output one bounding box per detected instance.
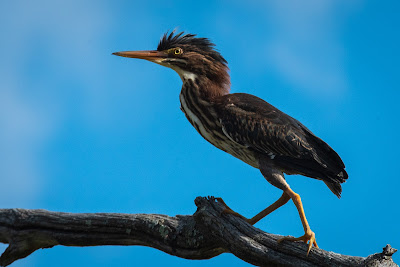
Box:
[0,197,397,266]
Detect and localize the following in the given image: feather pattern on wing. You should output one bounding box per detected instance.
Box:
[215,93,348,197]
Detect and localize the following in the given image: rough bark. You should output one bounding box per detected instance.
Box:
[0,196,397,267]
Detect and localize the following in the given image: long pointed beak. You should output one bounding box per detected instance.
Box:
[112,50,167,63]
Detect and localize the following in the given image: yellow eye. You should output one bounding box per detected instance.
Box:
[174,48,182,55]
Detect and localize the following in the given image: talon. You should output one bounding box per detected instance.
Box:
[215,197,226,205]
[215,198,249,222]
[278,230,318,256]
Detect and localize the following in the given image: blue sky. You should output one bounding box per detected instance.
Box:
[1,0,399,266]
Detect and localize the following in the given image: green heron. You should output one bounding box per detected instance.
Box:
[113,31,348,255]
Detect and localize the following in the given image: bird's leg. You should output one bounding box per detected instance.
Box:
[278,187,318,255]
[247,192,290,225]
[216,192,290,225]
[215,197,248,221]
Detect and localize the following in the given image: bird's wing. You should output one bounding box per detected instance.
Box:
[215,93,347,198]
[216,93,317,160]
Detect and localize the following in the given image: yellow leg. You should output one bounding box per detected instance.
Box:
[277,187,318,255]
[216,192,290,225]
[215,197,248,220]
[247,192,290,225]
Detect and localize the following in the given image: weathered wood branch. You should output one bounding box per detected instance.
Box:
[0,197,397,266]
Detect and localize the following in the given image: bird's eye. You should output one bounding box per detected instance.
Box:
[174,48,182,55]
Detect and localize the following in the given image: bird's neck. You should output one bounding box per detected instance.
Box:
[177,66,230,100]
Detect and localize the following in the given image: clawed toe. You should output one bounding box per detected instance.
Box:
[215,198,249,221]
[278,231,318,256]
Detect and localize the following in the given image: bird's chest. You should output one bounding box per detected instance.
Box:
[179,91,220,143]
[179,91,259,168]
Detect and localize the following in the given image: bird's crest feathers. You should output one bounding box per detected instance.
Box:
[157,30,227,65]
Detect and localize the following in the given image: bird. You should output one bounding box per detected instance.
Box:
[113,31,348,255]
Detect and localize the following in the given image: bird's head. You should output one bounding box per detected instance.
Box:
[113,31,230,94]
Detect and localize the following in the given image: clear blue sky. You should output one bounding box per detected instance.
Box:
[1,0,399,266]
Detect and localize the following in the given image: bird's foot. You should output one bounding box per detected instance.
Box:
[215,197,250,222]
[278,230,318,256]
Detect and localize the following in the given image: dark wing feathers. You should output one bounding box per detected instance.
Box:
[216,93,348,197]
[218,93,317,159]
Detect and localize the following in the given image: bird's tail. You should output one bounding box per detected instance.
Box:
[309,136,348,198]
[324,168,348,198]
[299,124,348,198]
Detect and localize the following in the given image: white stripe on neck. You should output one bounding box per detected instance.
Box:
[179,92,212,141]
[172,67,197,82]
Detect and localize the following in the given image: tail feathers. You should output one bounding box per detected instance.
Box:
[336,169,348,183]
[301,124,347,179]
[324,180,342,198]
[324,169,348,198]
[302,127,349,193]
[275,148,348,198]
